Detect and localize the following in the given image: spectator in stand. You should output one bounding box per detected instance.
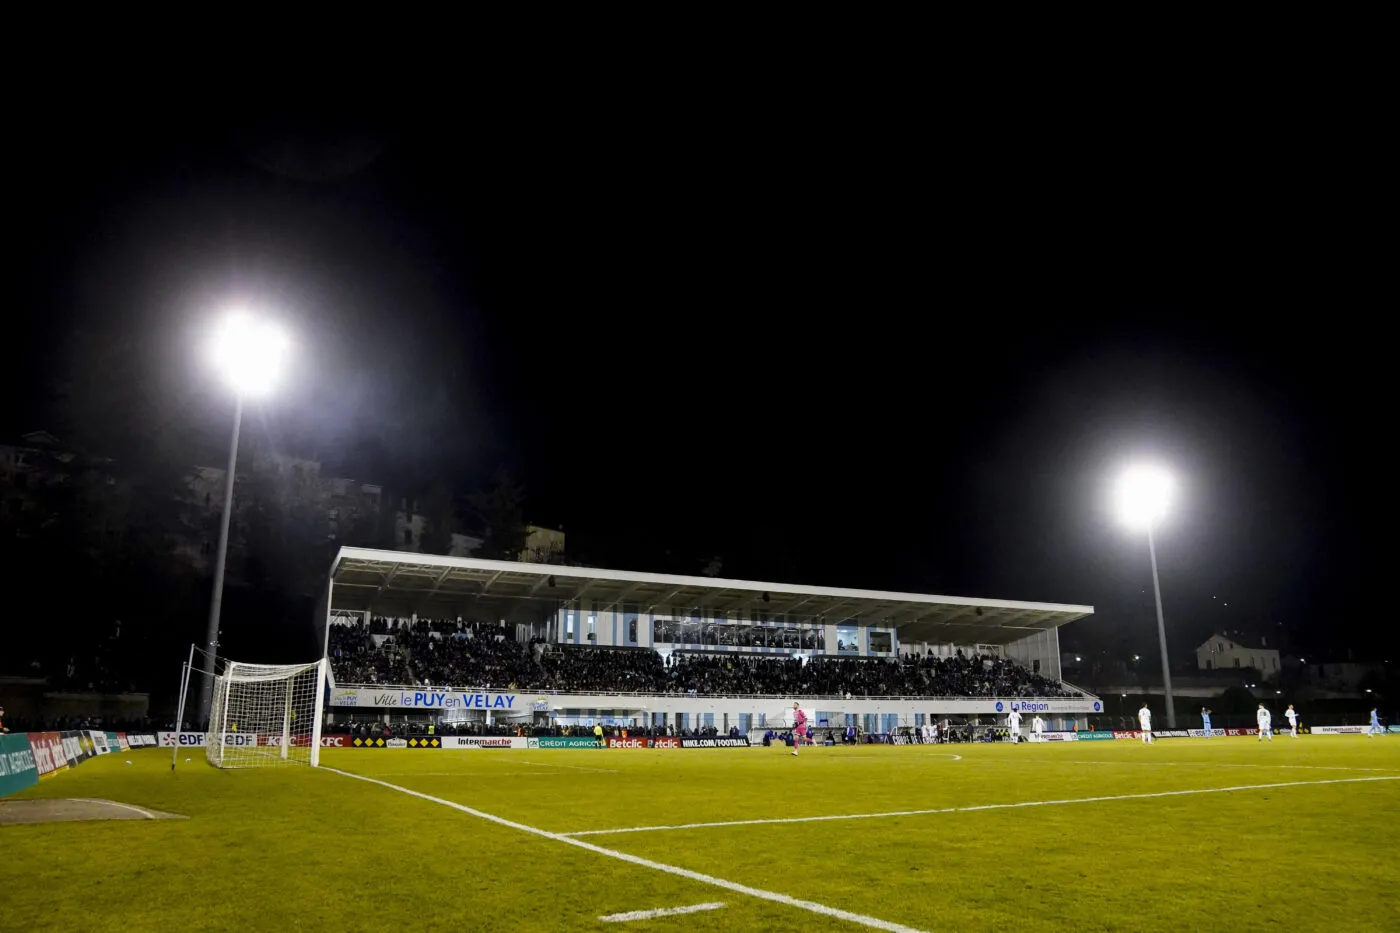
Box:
[328,618,1076,700]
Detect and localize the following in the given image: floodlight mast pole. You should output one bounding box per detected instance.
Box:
[198,393,243,727]
[1147,524,1176,728]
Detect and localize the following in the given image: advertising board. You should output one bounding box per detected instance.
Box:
[27,732,67,777]
[61,731,91,764]
[330,688,522,711]
[158,732,261,748]
[351,736,388,748]
[439,736,526,749]
[0,734,40,798]
[603,737,683,748]
[528,737,601,749]
[325,688,1104,717]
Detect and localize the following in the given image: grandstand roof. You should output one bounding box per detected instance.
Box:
[329,548,1093,646]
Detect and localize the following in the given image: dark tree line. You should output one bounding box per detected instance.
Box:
[2,324,533,695]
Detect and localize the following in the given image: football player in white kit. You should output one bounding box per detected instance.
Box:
[1032,715,1045,741]
[1007,707,1023,743]
[1256,703,1273,741]
[1138,703,1154,743]
[1284,704,1299,737]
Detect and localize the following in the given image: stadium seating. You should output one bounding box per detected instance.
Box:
[328,618,1074,698]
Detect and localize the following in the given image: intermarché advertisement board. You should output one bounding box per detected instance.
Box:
[1,733,41,798]
[439,736,528,749]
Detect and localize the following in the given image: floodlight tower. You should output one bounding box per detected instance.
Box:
[197,313,291,726]
[1115,465,1177,728]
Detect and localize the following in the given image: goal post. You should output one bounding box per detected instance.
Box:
[205,658,328,769]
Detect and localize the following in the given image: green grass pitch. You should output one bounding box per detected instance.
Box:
[4,737,1398,932]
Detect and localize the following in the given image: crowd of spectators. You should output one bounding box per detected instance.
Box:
[0,712,157,734]
[329,618,535,689]
[327,718,724,740]
[4,619,142,693]
[328,618,1074,698]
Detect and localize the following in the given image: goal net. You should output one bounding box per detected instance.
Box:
[206,658,328,769]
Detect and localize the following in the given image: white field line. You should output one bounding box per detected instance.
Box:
[601,903,725,922]
[511,759,618,774]
[325,768,927,933]
[560,775,1400,838]
[986,760,1400,773]
[73,798,158,819]
[820,754,962,762]
[360,772,578,778]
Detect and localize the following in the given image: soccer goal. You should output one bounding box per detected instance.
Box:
[205,658,328,769]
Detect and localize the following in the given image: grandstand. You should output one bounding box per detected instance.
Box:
[318,547,1102,733]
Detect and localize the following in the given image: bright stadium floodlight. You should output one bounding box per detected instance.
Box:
[1115,464,1178,728]
[210,312,291,397]
[1114,465,1172,530]
[198,311,293,727]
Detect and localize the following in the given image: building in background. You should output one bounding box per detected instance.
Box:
[4,431,562,580]
[1196,632,1280,679]
[0,432,112,535]
[1301,661,1385,695]
[520,525,565,563]
[393,504,481,558]
[173,455,386,578]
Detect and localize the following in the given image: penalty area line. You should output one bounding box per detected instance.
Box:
[562,775,1400,838]
[323,768,927,933]
[601,903,726,922]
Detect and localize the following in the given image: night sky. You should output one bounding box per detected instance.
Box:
[7,89,1388,662]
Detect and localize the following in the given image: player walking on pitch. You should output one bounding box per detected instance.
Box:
[1257,704,1273,741]
[1138,703,1154,744]
[1284,704,1298,737]
[791,702,808,756]
[1201,707,1213,738]
[1007,707,1023,743]
[1368,708,1384,737]
[1032,714,1045,742]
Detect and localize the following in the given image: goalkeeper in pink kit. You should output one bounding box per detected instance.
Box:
[792,702,808,757]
